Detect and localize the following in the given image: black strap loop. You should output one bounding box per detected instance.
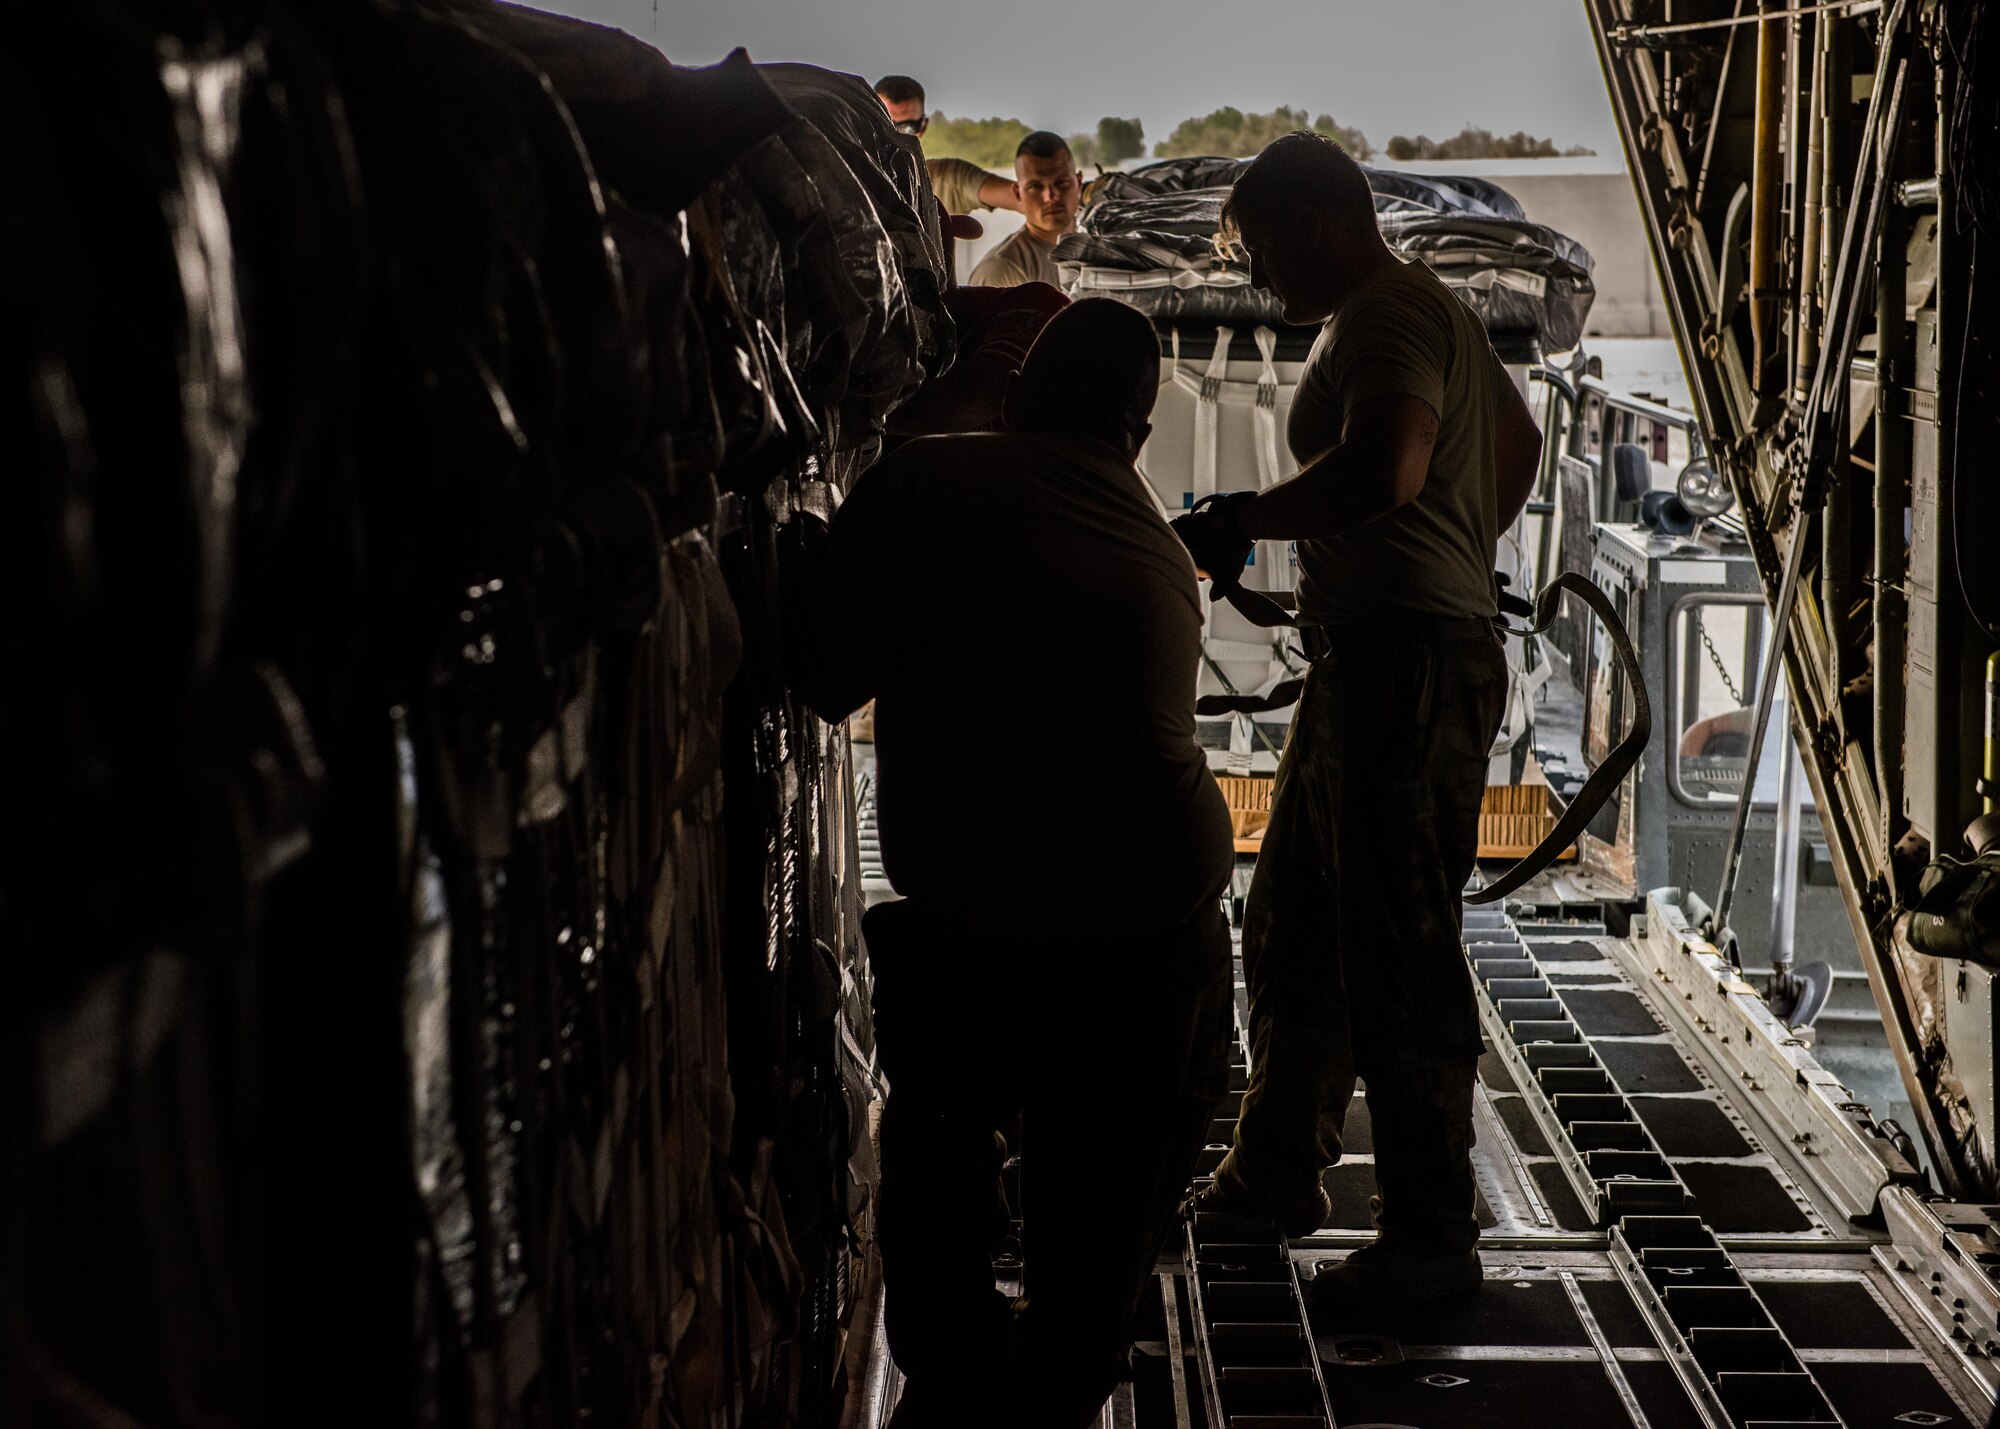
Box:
[1189,569,1650,907]
[1465,572,1651,905]
[1209,577,1297,629]
[1195,678,1306,718]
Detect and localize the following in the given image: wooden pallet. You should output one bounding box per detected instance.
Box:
[1479,781,1576,861]
[1220,775,1575,861]
[1215,773,1273,854]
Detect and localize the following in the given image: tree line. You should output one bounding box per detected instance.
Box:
[923,108,1594,171]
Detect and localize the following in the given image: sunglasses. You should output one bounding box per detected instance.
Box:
[892,114,929,137]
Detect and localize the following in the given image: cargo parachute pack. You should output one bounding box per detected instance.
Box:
[1057,156,1596,360]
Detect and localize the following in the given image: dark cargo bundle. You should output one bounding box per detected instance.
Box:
[1365,166,1525,221]
[1058,228,1226,269]
[481,16,944,472]
[758,63,956,379]
[1089,155,1526,222]
[1390,215,1597,353]
[1079,186,1235,238]
[1064,154,1593,356]
[6,9,922,1429]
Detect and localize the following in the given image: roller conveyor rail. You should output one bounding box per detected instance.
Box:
[1473,910,1841,1426]
[1165,893,1992,1429]
[1182,1035,1337,1427]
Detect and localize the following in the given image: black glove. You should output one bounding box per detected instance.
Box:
[1170,491,1257,585]
[1494,570,1534,620]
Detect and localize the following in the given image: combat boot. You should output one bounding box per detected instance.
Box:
[1307,1236,1482,1312]
[1185,1146,1330,1239]
[1308,1063,1482,1312]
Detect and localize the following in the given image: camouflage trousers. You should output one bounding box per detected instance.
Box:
[1229,620,1508,1211]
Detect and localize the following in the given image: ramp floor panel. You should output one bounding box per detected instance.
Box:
[1527,1161,1600,1231]
[1559,986,1665,1036]
[1527,938,1607,961]
[1576,1274,1661,1347]
[1594,1039,1707,1094]
[1142,909,1998,1429]
[1809,1360,1971,1426]
[1309,1274,1593,1346]
[1630,1094,1756,1157]
[1673,1159,1816,1233]
[1621,1361,1714,1429]
[1457,925,1842,1243]
[1492,1088,1554,1155]
[1753,1276,1917,1350]
[1318,1355,1641,1427]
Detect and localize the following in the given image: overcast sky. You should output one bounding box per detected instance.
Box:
[538,0,1625,158]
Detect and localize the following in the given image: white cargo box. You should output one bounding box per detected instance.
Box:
[1136,323,1541,775]
[1136,325,1308,720]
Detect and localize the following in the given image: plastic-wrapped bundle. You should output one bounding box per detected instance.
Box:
[474,11,832,492]
[10,5,883,1427]
[1055,229,1222,271]
[757,63,956,382]
[1088,155,1525,222]
[468,13,795,217]
[1089,155,1251,198]
[688,168,823,492]
[1390,216,1595,353]
[734,131,869,444]
[1066,160,1593,355]
[1059,269,1290,330]
[602,196,726,533]
[1078,173,1523,244]
[739,121,923,456]
[1364,166,1525,221]
[1080,187,1233,238]
[1055,224,1282,328]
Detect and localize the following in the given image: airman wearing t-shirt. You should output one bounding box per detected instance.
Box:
[792,300,1231,1427]
[969,132,1082,289]
[872,74,1020,219]
[1184,132,1545,1316]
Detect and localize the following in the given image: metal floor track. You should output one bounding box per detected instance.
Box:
[1175,894,1998,1429]
[856,891,2000,1427]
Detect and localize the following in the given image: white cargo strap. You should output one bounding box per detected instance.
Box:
[1224,714,1255,775]
[1159,323,1301,704]
[1203,638,1283,666]
[1250,325,1291,589]
[1161,325,1295,586]
[1189,325,1234,505]
[1132,331,1169,511]
[1186,327,1235,662]
[1251,326,1282,489]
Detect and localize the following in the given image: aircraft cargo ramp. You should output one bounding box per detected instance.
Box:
[1181,891,1995,1428]
[854,882,2000,1427]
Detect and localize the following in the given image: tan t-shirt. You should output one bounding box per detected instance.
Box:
[970,226,1059,288]
[927,156,998,214]
[1286,258,1508,624]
